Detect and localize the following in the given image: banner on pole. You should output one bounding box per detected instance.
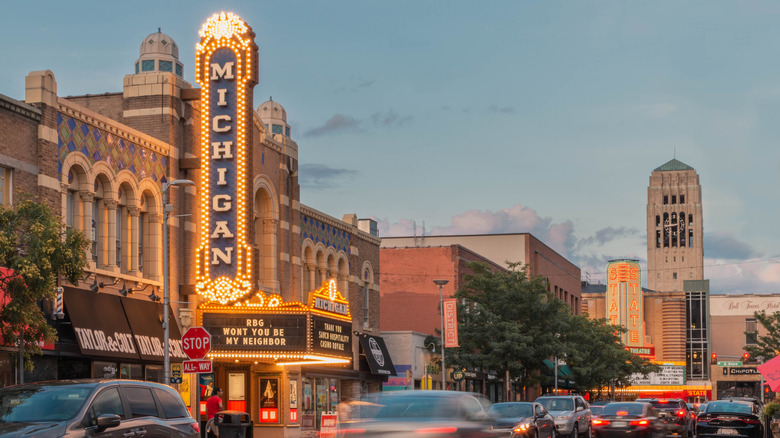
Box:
[443,298,459,347]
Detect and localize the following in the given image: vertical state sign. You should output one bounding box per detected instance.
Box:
[443,298,459,347]
[606,260,644,347]
[195,13,258,305]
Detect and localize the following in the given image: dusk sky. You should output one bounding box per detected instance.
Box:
[2,1,779,293]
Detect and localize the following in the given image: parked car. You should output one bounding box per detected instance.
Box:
[535,395,592,438]
[337,390,496,437]
[635,398,694,438]
[487,402,556,438]
[695,400,763,438]
[591,402,663,438]
[0,379,198,437]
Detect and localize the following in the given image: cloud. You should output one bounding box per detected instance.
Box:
[706,258,780,294]
[304,109,412,137]
[704,231,762,260]
[298,163,358,189]
[304,114,361,137]
[488,105,516,114]
[576,226,641,248]
[369,109,412,128]
[379,204,575,256]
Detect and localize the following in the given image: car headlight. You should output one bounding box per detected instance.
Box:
[514,422,532,433]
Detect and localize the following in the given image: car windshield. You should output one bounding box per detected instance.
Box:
[604,403,644,416]
[488,403,533,418]
[707,402,752,414]
[590,406,604,415]
[649,400,682,409]
[0,385,93,423]
[537,398,573,412]
[364,395,466,420]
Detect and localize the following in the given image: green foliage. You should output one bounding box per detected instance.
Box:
[0,199,89,369]
[563,315,659,395]
[744,311,780,361]
[764,401,780,418]
[447,261,570,396]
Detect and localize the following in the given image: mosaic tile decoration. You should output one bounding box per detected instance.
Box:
[57,112,168,184]
[300,214,351,255]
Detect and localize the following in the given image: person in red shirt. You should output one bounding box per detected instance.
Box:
[206,387,224,438]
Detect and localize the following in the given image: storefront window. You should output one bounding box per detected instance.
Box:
[145,365,163,382]
[120,363,143,380]
[93,361,118,379]
[301,377,341,431]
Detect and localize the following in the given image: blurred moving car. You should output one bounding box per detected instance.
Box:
[0,379,198,437]
[695,400,763,438]
[337,390,496,437]
[635,398,694,438]
[535,395,592,438]
[589,406,605,420]
[591,402,663,438]
[487,402,555,438]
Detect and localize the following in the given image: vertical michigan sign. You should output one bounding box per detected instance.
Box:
[195,13,258,304]
[606,259,644,347]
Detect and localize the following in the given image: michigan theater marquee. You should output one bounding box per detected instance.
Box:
[186,12,389,437]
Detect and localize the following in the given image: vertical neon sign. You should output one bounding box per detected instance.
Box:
[606,260,644,347]
[195,12,258,304]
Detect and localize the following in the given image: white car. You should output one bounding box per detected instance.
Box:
[535,395,592,438]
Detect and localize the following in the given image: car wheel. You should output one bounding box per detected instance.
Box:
[570,423,578,438]
[581,423,592,438]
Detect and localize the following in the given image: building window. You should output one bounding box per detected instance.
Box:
[159,60,173,72]
[680,195,685,204]
[135,62,139,74]
[66,190,76,228]
[138,211,146,275]
[175,63,183,77]
[746,318,758,345]
[0,166,11,206]
[285,126,291,137]
[272,124,284,134]
[673,272,677,280]
[141,60,155,72]
[92,199,100,264]
[664,195,668,204]
[363,269,370,329]
[672,195,677,204]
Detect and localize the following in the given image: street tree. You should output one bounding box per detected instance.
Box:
[447,261,571,400]
[563,315,659,398]
[0,198,89,370]
[743,310,780,361]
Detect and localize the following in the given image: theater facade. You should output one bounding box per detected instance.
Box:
[0,12,388,438]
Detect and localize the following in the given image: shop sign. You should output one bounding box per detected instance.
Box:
[630,365,685,385]
[728,367,759,375]
[606,260,644,347]
[321,413,338,432]
[718,361,742,367]
[202,313,307,351]
[311,316,352,356]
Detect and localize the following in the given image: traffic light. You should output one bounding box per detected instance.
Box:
[743,352,750,362]
[711,353,718,364]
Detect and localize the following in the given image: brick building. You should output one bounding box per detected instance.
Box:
[0,17,384,438]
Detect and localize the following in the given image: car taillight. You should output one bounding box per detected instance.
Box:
[630,419,649,426]
[416,427,458,434]
[190,422,200,433]
[677,410,686,417]
[617,411,628,415]
[698,415,711,423]
[592,419,610,426]
[744,418,761,424]
[514,424,531,433]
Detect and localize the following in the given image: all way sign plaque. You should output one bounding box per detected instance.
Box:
[183,360,213,374]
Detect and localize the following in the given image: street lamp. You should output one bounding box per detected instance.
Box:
[163,179,195,385]
[433,279,449,390]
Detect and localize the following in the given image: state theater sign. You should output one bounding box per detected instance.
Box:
[193,13,353,367]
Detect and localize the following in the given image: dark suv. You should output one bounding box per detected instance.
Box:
[635,398,694,438]
[0,379,198,437]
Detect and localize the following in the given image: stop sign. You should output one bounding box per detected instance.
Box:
[182,327,211,360]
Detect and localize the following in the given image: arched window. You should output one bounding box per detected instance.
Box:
[362,264,374,329]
